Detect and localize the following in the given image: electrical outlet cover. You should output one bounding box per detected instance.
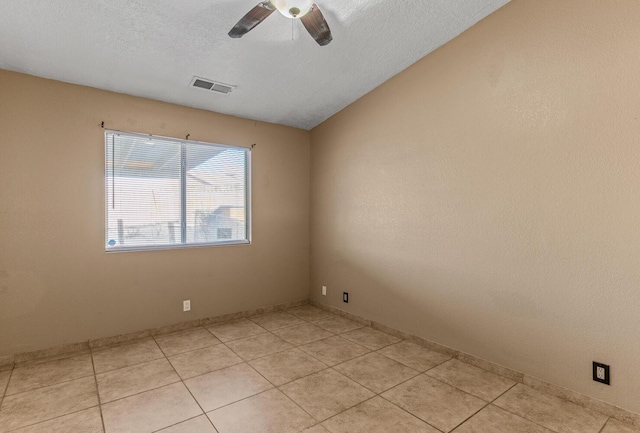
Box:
[592,361,610,385]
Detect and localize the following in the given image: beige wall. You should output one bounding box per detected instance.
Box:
[310,0,640,414]
[0,70,310,357]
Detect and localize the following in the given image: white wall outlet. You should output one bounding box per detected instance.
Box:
[183,300,191,312]
[593,361,610,385]
[322,286,327,296]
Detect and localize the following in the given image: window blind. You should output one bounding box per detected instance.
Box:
[105,131,250,251]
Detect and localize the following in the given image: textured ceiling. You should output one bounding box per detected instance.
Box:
[0,0,509,130]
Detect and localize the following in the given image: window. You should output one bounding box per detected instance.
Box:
[105,130,250,251]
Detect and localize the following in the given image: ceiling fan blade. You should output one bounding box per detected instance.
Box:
[229,1,276,38]
[300,3,332,46]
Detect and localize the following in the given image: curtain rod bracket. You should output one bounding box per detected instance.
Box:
[186,134,190,140]
[101,121,105,128]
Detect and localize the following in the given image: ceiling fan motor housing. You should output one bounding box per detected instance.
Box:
[273,0,314,18]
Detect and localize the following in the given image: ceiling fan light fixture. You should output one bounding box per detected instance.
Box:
[273,0,314,18]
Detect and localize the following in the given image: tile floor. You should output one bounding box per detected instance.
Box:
[0,305,638,433]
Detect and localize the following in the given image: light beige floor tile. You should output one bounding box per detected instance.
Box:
[494,384,608,433]
[0,376,98,432]
[6,354,94,395]
[288,306,336,322]
[602,418,640,433]
[207,388,315,433]
[10,407,104,433]
[249,348,327,386]
[382,374,485,432]
[272,323,334,346]
[96,358,180,403]
[206,319,267,342]
[299,336,370,366]
[341,327,401,350]
[377,341,451,371]
[92,339,164,374]
[322,396,439,433]
[184,363,272,411]
[249,312,303,331]
[315,316,364,334]
[454,404,554,433]
[155,328,221,356]
[225,333,293,361]
[280,369,374,421]
[168,344,242,379]
[333,352,419,393]
[101,382,202,433]
[425,359,515,402]
[156,415,217,433]
[302,425,330,433]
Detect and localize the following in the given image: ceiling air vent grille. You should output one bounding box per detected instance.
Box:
[190,77,236,95]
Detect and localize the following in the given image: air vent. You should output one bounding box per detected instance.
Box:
[190,76,236,95]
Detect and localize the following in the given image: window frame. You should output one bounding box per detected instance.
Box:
[104,129,252,252]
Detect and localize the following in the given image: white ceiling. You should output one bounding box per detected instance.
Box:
[0,0,509,130]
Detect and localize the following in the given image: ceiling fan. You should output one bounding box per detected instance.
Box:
[229,0,332,46]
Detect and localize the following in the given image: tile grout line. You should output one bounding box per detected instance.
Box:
[287,358,434,429]
[160,342,223,359]
[90,354,108,433]
[204,326,270,343]
[0,310,416,431]
[270,332,448,432]
[481,383,574,433]
[261,359,331,388]
[311,302,640,430]
[330,352,422,395]
[318,394,387,430]
[248,319,411,407]
[93,342,184,406]
[93,354,167,376]
[374,368,455,433]
[376,392,447,433]
[172,312,411,428]
[3,406,103,433]
[0,368,14,411]
[4,307,627,433]
[242,356,323,424]
[3,309,332,383]
[76,325,523,432]
[89,375,183,407]
[598,418,611,433]
[373,346,453,373]
[86,332,315,406]
[448,382,519,433]
[0,314,478,398]
[492,383,612,433]
[149,414,217,433]
[201,386,281,418]
[2,372,96,400]
[365,357,521,433]
[154,326,224,356]
[218,315,332,363]
[294,333,374,366]
[160,339,219,433]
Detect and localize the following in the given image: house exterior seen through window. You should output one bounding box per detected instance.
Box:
[105,130,250,251]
